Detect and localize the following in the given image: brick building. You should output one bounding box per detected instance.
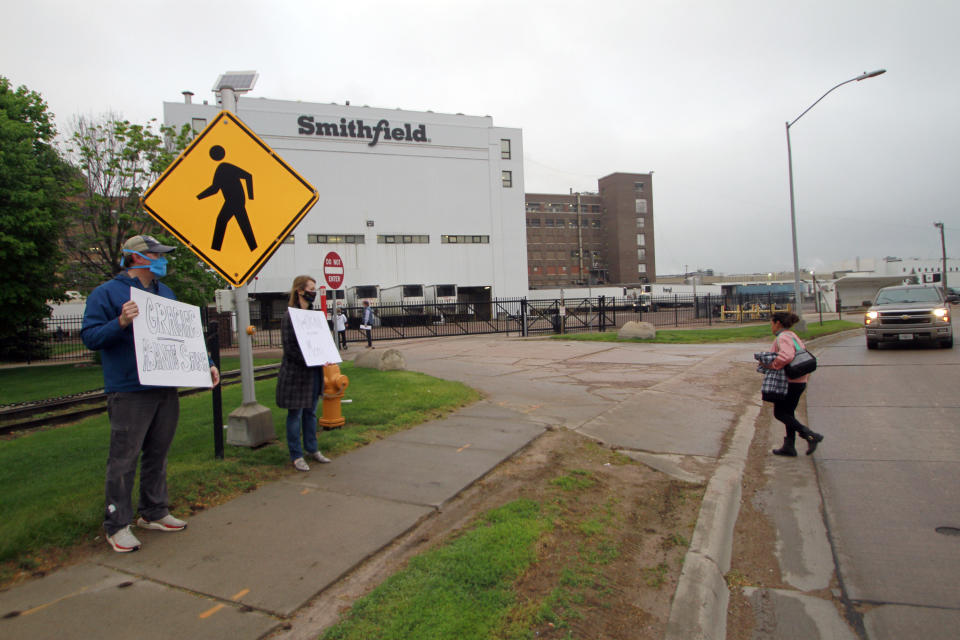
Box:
[525,172,655,288]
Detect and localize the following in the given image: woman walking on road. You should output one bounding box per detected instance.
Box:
[758,311,824,457]
[276,275,332,472]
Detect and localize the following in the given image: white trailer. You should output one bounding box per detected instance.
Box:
[642,283,722,309]
[379,284,426,324]
[424,284,457,319]
[528,287,652,311]
[642,283,722,296]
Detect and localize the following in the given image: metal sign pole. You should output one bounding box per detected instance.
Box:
[219,87,257,406]
[218,86,274,447]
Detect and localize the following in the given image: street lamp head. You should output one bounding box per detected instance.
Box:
[856,69,886,81]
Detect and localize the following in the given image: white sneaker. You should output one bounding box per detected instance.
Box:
[107,526,141,553]
[293,457,310,472]
[137,514,187,532]
[310,451,331,463]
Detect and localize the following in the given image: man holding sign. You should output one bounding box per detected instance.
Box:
[81,235,221,553]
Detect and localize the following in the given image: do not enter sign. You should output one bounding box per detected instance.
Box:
[323,251,344,289]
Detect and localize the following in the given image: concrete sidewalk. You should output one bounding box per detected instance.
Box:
[0,333,771,639]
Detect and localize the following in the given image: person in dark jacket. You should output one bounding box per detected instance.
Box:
[81,235,221,553]
[362,300,374,348]
[276,275,332,471]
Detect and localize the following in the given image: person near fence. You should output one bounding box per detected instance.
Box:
[757,311,823,457]
[81,235,221,553]
[334,307,348,350]
[361,300,375,348]
[276,275,332,472]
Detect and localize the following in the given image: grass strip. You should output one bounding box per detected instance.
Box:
[0,356,280,405]
[552,319,861,344]
[0,362,478,581]
[322,499,549,640]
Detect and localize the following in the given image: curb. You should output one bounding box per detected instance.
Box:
[664,331,841,639]
[665,402,760,640]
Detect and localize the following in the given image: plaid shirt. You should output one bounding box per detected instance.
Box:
[756,351,788,398]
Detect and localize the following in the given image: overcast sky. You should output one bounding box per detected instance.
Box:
[4,0,958,276]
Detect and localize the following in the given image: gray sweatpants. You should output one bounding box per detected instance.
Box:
[104,388,180,535]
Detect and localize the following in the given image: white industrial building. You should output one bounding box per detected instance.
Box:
[163,94,527,307]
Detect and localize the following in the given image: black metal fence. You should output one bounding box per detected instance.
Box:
[31,292,795,363]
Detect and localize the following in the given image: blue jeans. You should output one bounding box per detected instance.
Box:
[285,370,321,461]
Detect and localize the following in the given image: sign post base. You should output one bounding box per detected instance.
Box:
[226,402,275,447]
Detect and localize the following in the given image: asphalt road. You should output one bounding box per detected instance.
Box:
[806,317,960,639]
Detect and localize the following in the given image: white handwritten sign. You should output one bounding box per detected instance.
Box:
[131,288,212,387]
[288,307,342,367]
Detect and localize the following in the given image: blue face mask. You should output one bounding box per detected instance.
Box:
[123,251,168,277]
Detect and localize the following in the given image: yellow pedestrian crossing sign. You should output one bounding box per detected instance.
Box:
[142,110,318,287]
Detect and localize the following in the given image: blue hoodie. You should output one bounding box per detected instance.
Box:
[81,273,177,393]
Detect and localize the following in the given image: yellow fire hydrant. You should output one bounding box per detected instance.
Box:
[318,364,349,430]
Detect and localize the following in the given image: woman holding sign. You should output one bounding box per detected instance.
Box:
[276,275,332,471]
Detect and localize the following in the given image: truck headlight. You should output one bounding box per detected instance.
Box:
[866,311,878,320]
[933,307,948,318]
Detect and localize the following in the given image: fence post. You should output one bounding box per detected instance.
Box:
[674,295,679,327]
[206,321,224,460]
[708,294,712,326]
[521,298,528,337]
[598,295,605,332]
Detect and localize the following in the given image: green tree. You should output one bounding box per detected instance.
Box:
[0,76,76,361]
[63,114,223,307]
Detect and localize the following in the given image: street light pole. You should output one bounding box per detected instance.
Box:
[934,222,948,296]
[786,69,886,327]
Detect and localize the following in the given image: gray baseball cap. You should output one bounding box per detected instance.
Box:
[122,235,175,254]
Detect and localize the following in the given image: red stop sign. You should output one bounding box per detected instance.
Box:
[323,251,344,289]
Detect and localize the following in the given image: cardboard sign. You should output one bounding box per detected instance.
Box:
[288,307,343,367]
[131,288,212,387]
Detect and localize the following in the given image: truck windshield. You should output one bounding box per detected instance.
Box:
[403,285,423,297]
[876,288,942,304]
[355,286,378,298]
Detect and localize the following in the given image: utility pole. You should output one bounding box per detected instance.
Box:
[576,191,584,288]
[934,222,948,296]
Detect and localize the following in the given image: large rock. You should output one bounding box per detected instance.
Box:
[618,321,656,340]
[353,348,407,371]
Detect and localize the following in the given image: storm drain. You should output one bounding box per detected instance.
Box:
[935,526,960,537]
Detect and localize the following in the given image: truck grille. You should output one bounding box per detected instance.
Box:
[878,312,933,325]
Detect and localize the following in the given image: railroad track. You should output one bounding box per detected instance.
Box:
[0,364,280,436]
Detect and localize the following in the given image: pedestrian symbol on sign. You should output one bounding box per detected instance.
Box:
[197,145,257,252]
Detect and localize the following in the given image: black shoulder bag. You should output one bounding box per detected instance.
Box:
[784,337,817,378]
